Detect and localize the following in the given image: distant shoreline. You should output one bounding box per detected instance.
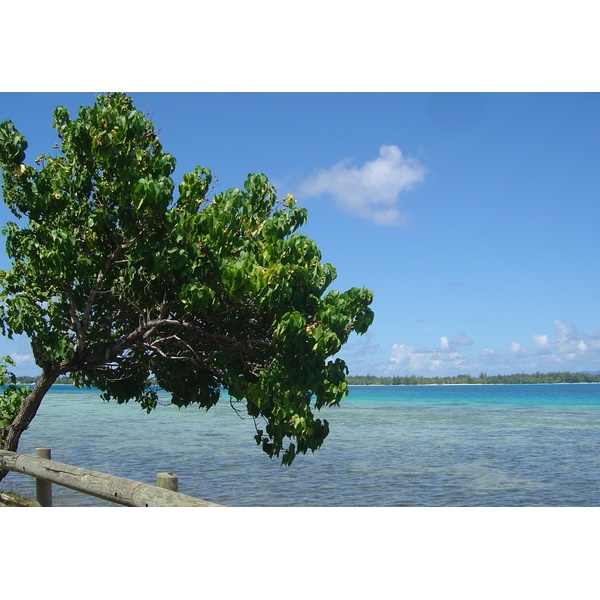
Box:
[346,371,600,386]
[13,371,600,387]
[348,381,600,386]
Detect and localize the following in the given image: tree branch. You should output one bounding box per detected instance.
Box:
[82,240,132,330]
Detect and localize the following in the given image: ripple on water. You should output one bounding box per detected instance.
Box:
[5,384,600,506]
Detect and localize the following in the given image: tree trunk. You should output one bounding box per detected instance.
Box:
[0,365,61,483]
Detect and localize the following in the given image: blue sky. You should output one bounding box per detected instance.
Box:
[1,92,600,377]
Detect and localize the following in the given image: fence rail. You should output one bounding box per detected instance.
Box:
[0,448,220,507]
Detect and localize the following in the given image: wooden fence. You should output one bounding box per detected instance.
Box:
[0,448,220,507]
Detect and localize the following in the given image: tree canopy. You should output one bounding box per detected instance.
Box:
[0,93,373,469]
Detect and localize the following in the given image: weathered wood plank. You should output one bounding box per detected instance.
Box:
[0,450,219,507]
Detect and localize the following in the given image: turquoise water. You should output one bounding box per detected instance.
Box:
[5,383,600,506]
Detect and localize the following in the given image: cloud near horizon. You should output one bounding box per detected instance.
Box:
[386,320,600,376]
[297,145,426,226]
[527,320,600,363]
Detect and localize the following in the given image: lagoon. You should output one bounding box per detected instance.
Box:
[5,383,600,506]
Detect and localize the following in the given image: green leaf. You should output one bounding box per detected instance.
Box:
[0,92,374,465]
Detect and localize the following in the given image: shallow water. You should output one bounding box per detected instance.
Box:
[5,383,600,506]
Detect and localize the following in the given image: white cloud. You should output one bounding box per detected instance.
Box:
[10,352,35,365]
[499,322,600,373]
[389,341,466,374]
[509,341,524,354]
[532,334,550,351]
[385,321,600,377]
[298,145,425,226]
[440,334,473,352]
[528,321,600,362]
[0,333,37,376]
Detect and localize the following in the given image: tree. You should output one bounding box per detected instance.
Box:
[0,93,373,480]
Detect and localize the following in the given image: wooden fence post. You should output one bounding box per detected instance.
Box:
[1,449,219,506]
[156,472,179,492]
[35,448,52,507]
